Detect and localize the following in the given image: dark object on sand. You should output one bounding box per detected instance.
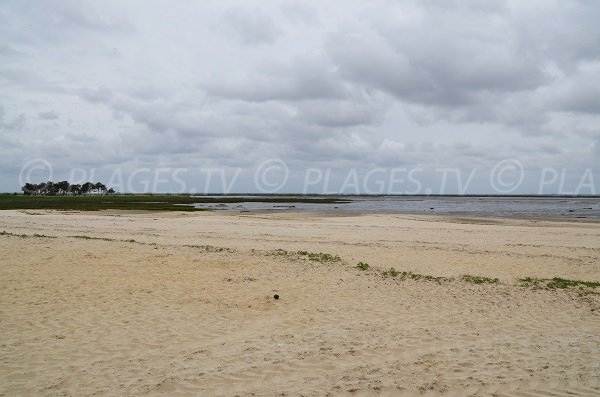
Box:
[273,294,279,300]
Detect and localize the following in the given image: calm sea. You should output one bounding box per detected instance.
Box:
[190,196,600,220]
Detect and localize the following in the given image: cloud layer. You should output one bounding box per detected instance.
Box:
[1,0,599,193]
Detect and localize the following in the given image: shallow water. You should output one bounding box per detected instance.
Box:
[190,196,600,220]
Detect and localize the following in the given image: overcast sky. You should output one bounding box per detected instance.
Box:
[1,0,599,194]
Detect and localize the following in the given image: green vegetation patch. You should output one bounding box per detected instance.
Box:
[399,271,453,283]
[269,248,289,256]
[185,244,233,253]
[382,267,399,278]
[296,250,341,262]
[519,276,600,290]
[462,275,499,284]
[266,248,342,262]
[378,268,454,283]
[69,235,114,241]
[69,235,157,245]
[1,230,56,238]
[355,261,369,271]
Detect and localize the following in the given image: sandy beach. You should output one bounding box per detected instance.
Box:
[1,209,599,396]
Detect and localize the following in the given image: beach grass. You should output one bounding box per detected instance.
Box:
[185,244,233,253]
[269,248,290,256]
[0,230,56,238]
[519,276,600,289]
[69,235,114,241]
[296,251,342,262]
[267,249,342,262]
[462,275,499,284]
[379,267,453,282]
[0,233,157,246]
[398,271,453,283]
[382,267,399,278]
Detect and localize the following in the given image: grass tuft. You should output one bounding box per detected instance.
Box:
[185,244,232,253]
[70,235,159,245]
[296,251,341,262]
[462,275,499,284]
[382,267,399,278]
[1,230,55,238]
[69,235,113,241]
[518,277,543,288]
[355,261,369,271]
[547,277,600,289]
[519,276,600,290]
[398,271,453,283]
[379,267,453,282]
[269,249,289,256]
[32,233,56,238]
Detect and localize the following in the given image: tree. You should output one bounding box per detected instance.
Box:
[94,182,107,195]
[81,182,94,195]
[22,183,36,195]
[56,181,70,195]
[36,182,47,195]
[69,184,81,195]
[42,181,57,195]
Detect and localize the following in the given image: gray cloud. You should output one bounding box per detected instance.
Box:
[38,110,60,120]
[220,7,282,46]
[327,9,547,108]
[293,98,386,128]
[551,62,600,114]
[280,2,319,25]
[203,54,348,102]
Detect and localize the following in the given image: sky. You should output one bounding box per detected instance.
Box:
[1,0,599,194]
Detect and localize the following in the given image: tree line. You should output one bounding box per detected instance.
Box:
[22,181,115,196]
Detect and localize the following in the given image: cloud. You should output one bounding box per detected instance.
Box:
[203,54,348,102]
[550,61,600,114]
[292,96,388,128]
[220,7,282,46]
[0,107,26,130]
[38,110,60,120]
[280,2,319,25]
[0,43,19,55]
[78,87,113,104]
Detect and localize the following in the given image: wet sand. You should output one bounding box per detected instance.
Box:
[1,210,599,396]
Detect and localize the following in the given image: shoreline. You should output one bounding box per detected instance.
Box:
[238,209,600,223]
[6,207,600,223]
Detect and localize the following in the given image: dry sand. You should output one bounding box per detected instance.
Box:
[1,209,599,396]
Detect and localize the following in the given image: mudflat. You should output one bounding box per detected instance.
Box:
[1,210,599,396]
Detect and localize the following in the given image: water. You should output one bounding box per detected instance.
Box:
[189,196,600,220]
